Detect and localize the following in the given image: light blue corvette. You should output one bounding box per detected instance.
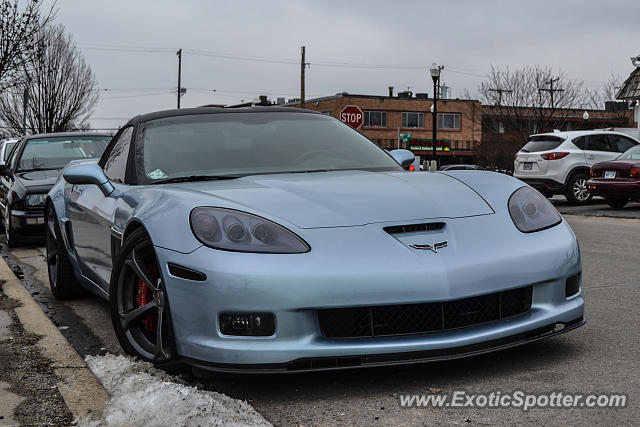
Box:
[45,107,584,373]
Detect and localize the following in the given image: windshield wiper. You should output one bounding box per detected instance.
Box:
[151,175,242,185]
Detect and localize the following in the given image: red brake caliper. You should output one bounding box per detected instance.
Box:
[136,264,158,333]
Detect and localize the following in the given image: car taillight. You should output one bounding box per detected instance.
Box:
[590,169,598,177]
[540,152,569,160]
[409,164,415,171]
[631,166,640,178]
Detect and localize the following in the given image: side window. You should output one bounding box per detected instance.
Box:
[584,134,613,152]
[572,136,585,150]
[609,135,637,153]
[103,127,133,183]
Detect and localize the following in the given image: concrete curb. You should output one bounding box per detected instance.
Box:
[0,256,109,420]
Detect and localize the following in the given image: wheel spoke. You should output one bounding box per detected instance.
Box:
[155,308,171,360]
[125,249,158,292]
[120,302,157,329]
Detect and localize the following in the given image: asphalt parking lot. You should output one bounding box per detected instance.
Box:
[2,205,639,425]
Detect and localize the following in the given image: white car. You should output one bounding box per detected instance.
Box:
[513,130,639,204]
[0,138,18,166]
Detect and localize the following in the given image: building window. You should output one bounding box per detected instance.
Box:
[438,113,460,130]
[364,111,387,127]
[402,112,424,128]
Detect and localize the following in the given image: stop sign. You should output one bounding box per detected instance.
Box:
[340,105,364,129]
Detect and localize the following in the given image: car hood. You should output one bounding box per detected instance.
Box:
[176,170,494,228]
[16,169,60,188]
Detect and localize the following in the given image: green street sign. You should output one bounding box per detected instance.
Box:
[399,132,412,138]
[401,138,409,143]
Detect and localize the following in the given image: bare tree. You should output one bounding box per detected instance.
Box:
[464,65,631,172]
[0,24,98,134]
[0,0,55,89]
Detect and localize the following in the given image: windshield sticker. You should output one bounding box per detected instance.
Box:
[148,168,169,179]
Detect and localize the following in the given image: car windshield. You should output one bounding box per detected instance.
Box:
[617,144,640,160]
[3,142,16,161]
[138,112,402,183]
[520,136,565,153]
[17,136,110,172]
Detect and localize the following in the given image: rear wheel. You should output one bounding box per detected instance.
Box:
[110,228,176,364]
[605,196,629,209]
[565,173,592,205]
[46,205,83,298]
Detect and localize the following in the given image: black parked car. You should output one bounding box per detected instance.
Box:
[0,132,111,246]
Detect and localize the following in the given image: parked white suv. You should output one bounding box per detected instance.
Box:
[514,130,640,204]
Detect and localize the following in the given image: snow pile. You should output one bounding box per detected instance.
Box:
[78,354,270,427]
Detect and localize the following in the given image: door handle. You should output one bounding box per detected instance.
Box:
[586,156,596,160]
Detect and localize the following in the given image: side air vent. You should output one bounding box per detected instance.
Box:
[384,222,445,234]
[168,263,207,281]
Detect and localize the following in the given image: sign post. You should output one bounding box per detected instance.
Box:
[340,105,364,129]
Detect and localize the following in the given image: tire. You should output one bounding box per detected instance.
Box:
[110,228,176,364]
[4,206,18,248]
[565,173,592,205]
[46,205,83,298]
[605,196,629,209]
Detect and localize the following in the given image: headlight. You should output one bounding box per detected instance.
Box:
[508,186,562,233]
[26,193,47,207]
[190,207,310,253]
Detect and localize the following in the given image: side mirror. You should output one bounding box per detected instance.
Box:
[0,164,11,177]
[389,149,416,170]
[63,162,114,197]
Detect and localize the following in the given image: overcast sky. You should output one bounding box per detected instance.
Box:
[42,0,640,131]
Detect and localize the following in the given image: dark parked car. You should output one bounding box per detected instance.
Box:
[0,132,111,246]
[587,144,640,209]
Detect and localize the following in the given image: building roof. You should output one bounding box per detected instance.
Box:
[616,67,640,100]
[286,92,480,106]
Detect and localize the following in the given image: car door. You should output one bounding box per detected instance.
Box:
[67,127,133,290]
[583,134,617,167]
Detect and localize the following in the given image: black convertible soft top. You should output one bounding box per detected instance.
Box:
[125,106,320,127]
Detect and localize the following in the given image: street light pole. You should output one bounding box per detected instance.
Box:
[430,63,443,169]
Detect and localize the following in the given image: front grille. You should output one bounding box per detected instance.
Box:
[318,286,532,338]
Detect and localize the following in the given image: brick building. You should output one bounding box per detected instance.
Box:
[287,91,482,166]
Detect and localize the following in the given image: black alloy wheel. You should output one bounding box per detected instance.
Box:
[110,228,175,363]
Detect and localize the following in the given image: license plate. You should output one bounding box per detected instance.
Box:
[604,171,616,179]
[523,162,533,170]
[26,217,44,225]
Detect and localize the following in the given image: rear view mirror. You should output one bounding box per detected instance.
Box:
[63,162,114,196]
[389,149,415,169]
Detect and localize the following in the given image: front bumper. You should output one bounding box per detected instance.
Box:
[154,215,584,371]
[9,209,45,239]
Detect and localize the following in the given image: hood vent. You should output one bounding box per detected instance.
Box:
[384,222,445,235]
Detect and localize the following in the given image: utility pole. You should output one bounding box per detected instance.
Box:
[539,77,564,108]
[488,88,512,106]
[22,79,30,135]
[300,46,306,108]
[176,48,182,109]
